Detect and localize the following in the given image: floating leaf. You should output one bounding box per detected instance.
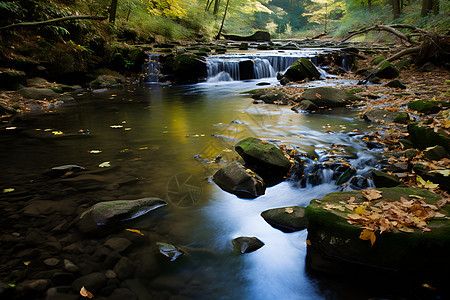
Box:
[23,261,30,266]
[52,131,63,135]
[89,150,102,154]
[3,188,15,193]
[362,189,383,201]
[98,161,111,168]
[124,128,132,131]
[359,229,376,246]
[110,125,123,129]
[125,228,144,236]
[80,286,94,298]
[432,169,450,177]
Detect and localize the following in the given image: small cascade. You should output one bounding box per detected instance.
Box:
[142,53,161,83]
[206,58,240,80]
[253,58,276,79]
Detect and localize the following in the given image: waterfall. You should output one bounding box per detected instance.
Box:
[142,53,160,83]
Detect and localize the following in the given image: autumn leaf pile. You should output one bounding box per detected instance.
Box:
[321,189,449,246]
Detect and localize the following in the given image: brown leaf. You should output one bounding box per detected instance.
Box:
[362,189,383,201]
[359,229,376,246]
[80,286,94,299]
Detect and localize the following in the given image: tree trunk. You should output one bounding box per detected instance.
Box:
[213,0,221,16]
[433,0,439,15]
[392,0,401,20]
[368,0,373,12]
[216,0,230,40]
[421,0,434,16]
[109,0,118,23]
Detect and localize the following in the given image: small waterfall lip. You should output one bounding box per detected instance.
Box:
[142,53,161,84]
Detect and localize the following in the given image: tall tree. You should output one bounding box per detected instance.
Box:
[216,0,230,39]
[421,0,439,17]
[392,0,401,20]
[109,0,118,23]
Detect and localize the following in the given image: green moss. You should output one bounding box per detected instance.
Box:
[372,56,386,65]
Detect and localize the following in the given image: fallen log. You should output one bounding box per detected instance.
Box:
[0,15,107,30]
[341,24,419,45]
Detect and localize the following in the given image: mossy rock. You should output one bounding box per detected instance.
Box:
[305,187,449,273]
[172,53,207,84]
[235,137,291,174]
[371,170,405,188]
[284,58,321,82]
[375,61,399,79]
[363,108,409,124]
[371,56,386,65]
[408,122,450,151]
[301,87,360,108]
[261,206,308,232]
[408,100,446,114]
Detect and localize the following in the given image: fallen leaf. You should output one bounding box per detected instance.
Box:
[359,229,376,246]
[125,228,144,236]
[80,286,94,298]
[98,161,111,168]
[362,189,383,201]
[398,226,414,233]
[432,169,450,176]
[305,239,311,246]
[416,176,439,190]
[52,131,63,135]
[3,188,15,193]
[88,150,102,154]
[110,125,123,129]
[285,207,294,214]
[23,261,30,266]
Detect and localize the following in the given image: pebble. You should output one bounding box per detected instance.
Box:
[43,258,60,267]
[105,269,117,279]
[63,259,79,273]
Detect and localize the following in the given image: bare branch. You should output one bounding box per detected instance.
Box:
[0,15,107,30]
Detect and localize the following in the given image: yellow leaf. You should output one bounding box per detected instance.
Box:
[125,228,144,236]
[359,229,376,246]
[416,176,439,190]
[362,189,383,201]
[23,261,30,266]
[433,169,450,177]
[354,206,367,215]
[398,226,414,233]
[52,131,63,135]
[305,239,311,246]
[3,188,15,193]
[80,286,94,298]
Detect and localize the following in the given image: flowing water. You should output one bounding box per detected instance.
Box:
[1,53,433,299]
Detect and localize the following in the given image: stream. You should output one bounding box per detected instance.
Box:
[1,52,431,299]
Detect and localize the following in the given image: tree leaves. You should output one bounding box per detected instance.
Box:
[98,161,111,168]
[362,189,383,201]
[416,175,439,190]
[80,286,93,298]
[359,229,376,246]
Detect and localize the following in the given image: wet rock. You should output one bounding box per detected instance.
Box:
[384,162,408,173]
[89,74,125,88]
[407,122,450,152]
[232,237,264,254]
[61,174,109,191]
[23,200,77,217]
[298,100,318,111]
[51,272,75,285]
[371,56,386,65]
[0,281,13,299]
[336,167,356,185]
[71,272,107,294]
[63,259,80,273]
[77,197,167,235]
[239,60,254,80]
[156,242,185,261]
[16,279,50,297]
[384,79,406,89]
[375,61,399,79]
[408,100,444,114]
[104,251,122,269]
[261,206,308,232]
[235,137,291,174]
[49,164,85,177]
[305,187,449,274]
[363,108,409,124]
[213,161,265,199]
[108,288,137,300]
[399,138,416,149]
[172,53,207,84]
[250,89,290,104]
[349,175,369,189]
[371,170,404,188]
[405,149,419,159]
[284,58,321,82]
[301,87,359,108]
[43,258,60,267]
[16,87,59,100]
[105,270,116,279]
[238,43,249,50]
[423,145,448,161]
[113,257,136,280]
[104,237,131,253]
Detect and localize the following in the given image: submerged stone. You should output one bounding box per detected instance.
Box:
[77,198,167,234]
[408,122,450,151]
[156,242,185,262]
[305,187,449,274]
[261,206,308,232]
[232,237,264,254]
[363,108,409,124]
[213,161,266,199]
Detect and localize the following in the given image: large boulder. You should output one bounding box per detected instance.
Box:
[90,74,125,88]
[284,58,321,82]
[172,53,207,84]
[305,187,449,274]
[16,87,59,100]
[363,108,409,124]
[407,122,450,151]
[77,198,167,235]
[408,100,447,114]
[234,137,291,175]
[371,170,405,188]
[261,206,308,232]
[213,161,266,199]
[301,87,359,108]
[239,60,254,80]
